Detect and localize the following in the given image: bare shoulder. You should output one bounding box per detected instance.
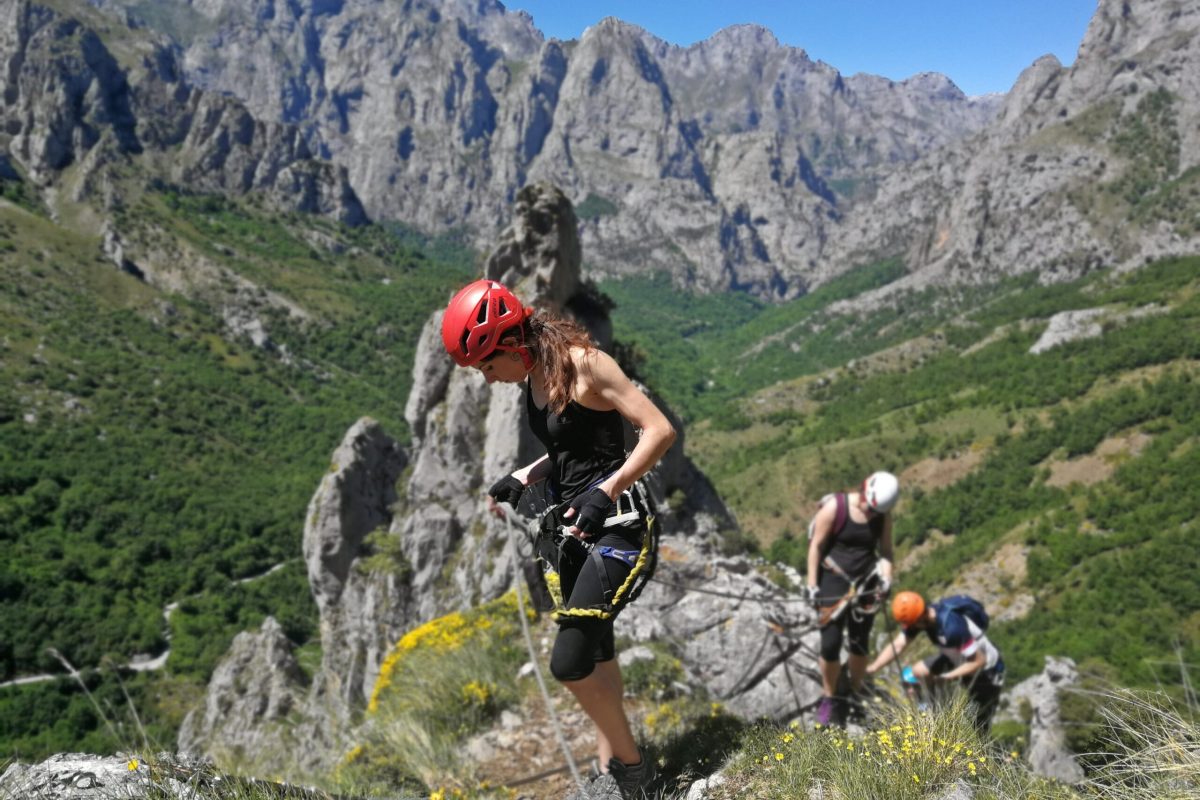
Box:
[814,495,838,524]
[574,347,646,412]
[574,346,625,385]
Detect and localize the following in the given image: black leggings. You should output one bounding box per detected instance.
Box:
[548,527,642,682]
[817,570,875,661]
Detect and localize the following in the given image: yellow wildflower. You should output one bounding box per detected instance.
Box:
[126,759,139,772]
[775,752,784,761]
[461,680,492,705]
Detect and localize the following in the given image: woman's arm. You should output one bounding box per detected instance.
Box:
[867,630,910,675]
[575,348,675,500]
[512,454,551,486]
[937,648,986,682]
[806,500,837,591]
[878,514,895,583]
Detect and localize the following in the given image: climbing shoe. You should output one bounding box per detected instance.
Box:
[815,695,836,726]
[845,693,869,724]
[607,749,656,799]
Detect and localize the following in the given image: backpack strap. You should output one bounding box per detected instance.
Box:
[832,492,849,537]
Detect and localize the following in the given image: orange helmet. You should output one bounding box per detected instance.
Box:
[891,591,926,626]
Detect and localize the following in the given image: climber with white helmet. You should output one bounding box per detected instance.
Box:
[805,471,899,726]
[442,278,675,799]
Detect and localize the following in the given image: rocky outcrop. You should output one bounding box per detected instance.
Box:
[176,618,308,769]
[187,183,741,769]
[1029,309,1107,354]
[0,753,177,799]
[622,534,822,720]
[0,752,342,799]
[999,656,1086,784]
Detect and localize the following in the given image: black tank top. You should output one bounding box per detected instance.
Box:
[825,512,880,579]
[526,381,626,502]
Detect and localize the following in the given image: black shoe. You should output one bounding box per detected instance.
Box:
[845,693,869,724]
[607,749,656,799]
[831,695,850,727]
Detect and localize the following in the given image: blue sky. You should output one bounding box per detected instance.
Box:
[504,1,1099,97]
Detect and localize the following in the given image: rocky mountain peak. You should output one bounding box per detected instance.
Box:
[1078,0,1199,65]
[827,0,1200,303]
[702,23,782,52]
[900,71,966,99]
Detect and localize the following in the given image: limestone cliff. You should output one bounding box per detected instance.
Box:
[827,0,1200,303]
[87,0,1001,298]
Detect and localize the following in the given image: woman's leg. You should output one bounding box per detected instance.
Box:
[817,572,851,697]
[550,531,643,770]
[562,657,639,767]
[844,611,875,694]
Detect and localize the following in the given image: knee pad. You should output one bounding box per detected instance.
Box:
[550,625,597,682]
[819,623,844,662]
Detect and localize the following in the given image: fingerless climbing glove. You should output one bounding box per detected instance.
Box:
[567,487,613,536]
[488,474,525,506]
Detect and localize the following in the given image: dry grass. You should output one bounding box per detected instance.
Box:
[1085,690,1200,799]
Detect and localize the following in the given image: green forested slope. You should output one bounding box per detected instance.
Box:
[0,192,472,756]
[604,257,1200,696]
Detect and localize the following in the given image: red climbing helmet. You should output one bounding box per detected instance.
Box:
[441,279,530,367]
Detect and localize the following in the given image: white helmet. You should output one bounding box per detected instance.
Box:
[863,471,900,513]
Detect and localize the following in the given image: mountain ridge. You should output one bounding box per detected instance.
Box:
[88,0,1007,297]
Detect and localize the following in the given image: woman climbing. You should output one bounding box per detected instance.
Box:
[805,471,899,726]
[441,278,675,799]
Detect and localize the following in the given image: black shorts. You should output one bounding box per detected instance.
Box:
[546,526,644,681]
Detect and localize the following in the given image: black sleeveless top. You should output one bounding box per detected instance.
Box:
[825,512,881,579]
[526,381,626,502]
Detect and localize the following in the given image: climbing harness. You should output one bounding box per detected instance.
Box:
[818,559,888,626]
[528,480,659,621]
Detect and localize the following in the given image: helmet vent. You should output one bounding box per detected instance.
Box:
[475,301,489,324]
[497,298,509,316]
